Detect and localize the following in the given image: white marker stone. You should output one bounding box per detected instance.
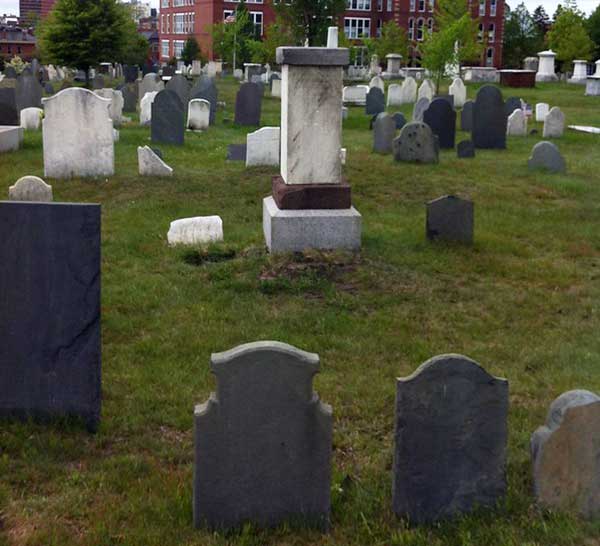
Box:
[167,216,223,245]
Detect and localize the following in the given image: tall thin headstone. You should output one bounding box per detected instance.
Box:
[472,85,506,149]
[151,89,184,146]
[234,82,262,126]
[423,98,456,149]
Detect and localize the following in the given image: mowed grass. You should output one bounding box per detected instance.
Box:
[1,77,600,546]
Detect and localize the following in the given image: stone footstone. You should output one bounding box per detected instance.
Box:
[227,144,247,161]
[138,146,173,176]
[8,176,53,201]
[272,176,351,210]
[426,195,474,244]
[423,98,456,149]
[528,141,566,173]
[457,140,475,158]
[365,87,385,116]
[373,112,396,154]
[393,122,439,164]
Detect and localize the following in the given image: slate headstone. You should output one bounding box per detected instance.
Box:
[16,71,43,110]
[426,195,474,244]
[234,82,262,126]
[433,94,454,108]
[0,88,19,125]
[123,64,139,83]
[92,75,105,90]
[393,354,508,523]
[117,83,136,113]
[412,97,430,122]
[457,139,475,158]
[393,122,439,164]
[227,143,247,161]
[193,341,332,530]
[423,98,456,149]
[528,141,566,173]
[504,96,522,118]
[166,74,190,109]
[4,66,17,79]
[0,201,101,431]
[373,112,396,154]
[151,89,184,146]
[365,87,385,116]
[472,85,506,149]
[191,77,218,125]
[162,66,175,78]
[393,112,406,130]
[460,100,473,132]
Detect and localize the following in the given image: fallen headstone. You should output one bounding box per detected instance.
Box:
[167,216,223,245]
[138,146,173,176]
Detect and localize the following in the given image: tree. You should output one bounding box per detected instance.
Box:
[122,34,149,67]
[547,2,594,69]
[587,3,600,58]
[37,0,136,87]
[181,35,201,65]
[248,17,296,64]
[532,5,551,36]
[502,3,544,68]
[211,3,258,68]
[274,0,347,46]
[364,20,409,61]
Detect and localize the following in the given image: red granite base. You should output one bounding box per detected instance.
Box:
[272,176,352,210]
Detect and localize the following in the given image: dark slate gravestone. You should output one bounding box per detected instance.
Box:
[393,112,406,130]
[423,98,456,149]
[433,94,454,108]
[4,66,17,79]
[194,341,332,530]
[457,139,475,158]
[392,354,508,523]
[412,97,430,122]
[0,201,101,432]
[365,87,385,116]
[373,112,396,154]
[269,73,281,86]
[162,66,175,78]
[166,74,190,110]
[16,71,43,110]
[191,77,218,125]
[92,75,105,90]
[234,82,262,126]
[117,83,136,113]
[43,82,54,95]
[528,141,566,173]
[123,64,139,83]
[426,195,474,244]
[227,143,247,161]
[0,88,19,125]
[461,100,473,131]
[472,85,506,149]
[151,89,184,146]
[504,96,522,118]
[393,122,439,164]
[368,113,378,130]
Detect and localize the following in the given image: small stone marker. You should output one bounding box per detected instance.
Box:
[138,146,173,176]
[457,139,475,158]
[191,77,218,125]
[246,126,280,167]
[20,107,43,130]
[542,106,565,138]
[234,82,262,126]
[535,102,549,122]
[226,143,247,161]
[393,122,439,164]
[423,98,456,149]
[271,78,282,98]
[393,112,406,130]
[460,100,473,131]
[449,78,466,108]
[528,141,566,173]
[393,354,508,523]
[167,216,223,245]
[193,341,332,530]
[8,175,53,201]
[365,87,385,116]
[531,390,600,518]
[506,108,527,136]
[472,85,506,149]
[151,89,184,146]
[412,97,430,122]
[187,99,210,131]
[373,112,396,154]
[426,195,474,244]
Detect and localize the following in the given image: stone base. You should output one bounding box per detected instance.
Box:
[382,72,403,80]
[272,176,351,210]
[263,196,361,253]
[535,74,559,82]
[0,126,23,153]
[585,78,600,96]
[567,77,587,85]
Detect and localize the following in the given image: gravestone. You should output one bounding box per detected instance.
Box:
[0,201,101,431]
[193,341,332,529]
[393,112,406,130]
[535,102,549,122]
[0,126,23,152]
[92,74,105,89]
[138,146,173,176]
[20,107,43,130]
[4,65,17,79]
[187,99,211,130]
[542,106,565,138]
[434,94,454,108]
[190,77,218,125]
[0,88,19,125]
[271,78,282,98]
[423,98,456,149]
[386,84,402,107]
[138,73,164,102]
[42,88,114,178]
[123,64,138,83]
[393,354,508,523]
[457,139,475,158]
[227,143,247,161]
[168,216,223,245]
[151,89,184,146]
[342,85,369,105]
[369,75,385,91]
[460,100,473,131]
[117,84,136,113]
[412,97,430,122]
[365,87,385,116]
[16,70,43,110]
[400,76,418,104]
[8,175,53,201]
[531,390,600,518]
[528,141,566,173]
[449,78,466,108]
[417,79,434,101]
[472,85,506,149]
[373,112,396,154]
[246,126,280,166]
[506,109,527,136]
[95,88,124,126]
[426,195,474,244]
[393,122,439,164]
[166,74,190,109]
[140,91,158,125]
[504,96,521,118]
[234,82,262,126]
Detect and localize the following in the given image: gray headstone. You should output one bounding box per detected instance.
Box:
[4,66,17,79]
[0,201,101,432]
[227,143,247,161]
[16,71,43,110]
[117,83,136,113]
[393,122,439,164]
[365,87,385,116]
[504,96,522,118]
[234,82,262,126]
[0,87,19,125]
[193,341,332,530]
[123,64,138,83]
[151,89,184,146]
[393,112,406,130]
[44,82,54,94]
[191,77,218,125]
[373,112,396,154]
[457,139,475,158]
[433,94,454,108]
[423,98,456,149]
[528,141,566,173]
[92,75,105,90]
[461,100,473,131]
[412,97,430,122]
[8,176,53,202]
[426,195,474,244]
[165,74,190,109]
[472,85,506,149]
[393,354,508,523]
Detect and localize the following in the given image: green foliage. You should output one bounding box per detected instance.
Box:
[122,34,149,67]
[547,3,594,68]
[274,0,347,46]
[211,3,258,68]
[181,36,201,65]
[532,4,551,36]
[37,0,136,82]
[363,21,409,62]
[248,17,296,64]
[502,3,544,68]
[587,3,600,58]
[8,55,27,74]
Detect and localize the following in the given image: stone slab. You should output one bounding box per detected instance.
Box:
[276,47,349,66]
[227,144,247,161]
[272,176,351,210]
[0,126,23,153]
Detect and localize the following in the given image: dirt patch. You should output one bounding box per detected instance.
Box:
[181,247,236,266]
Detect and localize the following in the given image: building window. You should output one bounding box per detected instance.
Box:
[344,17,371,38]
[429,0,434,10]
[478,22,483,41]
[161,40,170,59]
[173,40,185,58]
[427,17,433,33]
[347,0,371,10]
[408,17,414,40]
[416,18,424,40]
[250,12,263,35]
[479,0,485,16]
[486,47,494,66]
[418,0,425,10]
[410,0,416,9]
[376,18,382,36]
[161,0,168,6]
[166,14,170,33]
[224,9,234,18]
[174,13,184,33]
[377,0,383,11]
[160,14,164,33]
[490,0,496,15]
[387,0,392,10]
[488,23,495,42]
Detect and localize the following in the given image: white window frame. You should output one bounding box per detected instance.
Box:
[344,17,371,38]
[429,0,434,11]
[410,0,416,10]
[408,17,414,40]
[490,0,496,15]
[486,47,494,66]
[479,0,485,16]
[387,0,392,10]
[161,0,169,7]
[488,23,495,42]
[418,0,425,11]
[347,0,371,10]
[250,11,263,35]
[161,40,170,59]
[416,17,424,40]
[173,39,185,58]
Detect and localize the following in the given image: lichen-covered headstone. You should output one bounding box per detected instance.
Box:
[393,122,439,164]
[426,195,473,244]
[194,341,332,530]
[373,112,396,154]
[528,141,566,173]
[393,354,508,523]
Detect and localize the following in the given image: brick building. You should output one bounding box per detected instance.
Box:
[40,0,56,17]
[0,24,37,59]
[19,0,41,24]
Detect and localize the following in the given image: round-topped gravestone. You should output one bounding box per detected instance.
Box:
[191,77,218,125]
[472,85,506,149]
[373,112,396,154]
[528,141,566,173]
[151,89,185,146]
[393,122,439,164]
[423,98,456,149]
[365,87,385,116]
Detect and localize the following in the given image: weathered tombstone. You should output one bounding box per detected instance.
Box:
[426,195,474,244]
[506,109,527,136]
[373,112,396,154]
[138,73,164,103]
[123,64,138,83]
[168,216,223,245]
[190,77,218,125]
[187,99,211,131]
[8,175,53,201]
[19,107,43,130]
[365,87,385,116]
[472,85,506,149]
[246,126,280,167]
[16,70,43,110]
[417,79,434,101]
[393,122,439,164]
[369,75,385,92]
[140,91,158,125]
[535,102,549,122]
[271,78,282,98]
[165,74,190,109]
[342,85,369,106]
[117,83,136,113]
[138,145,173,176]
[95,88,124,126]
[0,87,19,125]
[449,78,466,108]
[423,98,456,149]
[42,88,114,178]
[528,141,566,173]
[393,354,508,523]
[193,341,332,530]
[531,390,600,518]
[400,76,418,104]
[393,112,406,130]
[151,89,184,146]
[386,84,402,107]
[227,143,247,161]
[504,96,522,118]
[234,82,262,126]
[460,100,473,131]
[412,97,430,122]
[0,201,101,431]
[92,74,105,90]
[542,106,564,138]
[0,126,23,153]
[457,139,475,158]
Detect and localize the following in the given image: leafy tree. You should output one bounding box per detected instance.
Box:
[547,2,594,69]
[274,0,347,46]
[248,17,296,64]
[211,4,258,68]
[364,20,409,61]
[181,35,201,65]
[37,0,136,87]
[587,3,600,58]
[532,5,551,36]
[502,3,543,68]
[122,34,149,67]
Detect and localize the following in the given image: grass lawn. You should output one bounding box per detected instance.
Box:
[1,77,600,546]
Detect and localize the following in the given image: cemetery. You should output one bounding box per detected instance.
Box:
[2,44,600,545]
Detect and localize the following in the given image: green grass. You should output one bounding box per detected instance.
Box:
[1,78,600,546]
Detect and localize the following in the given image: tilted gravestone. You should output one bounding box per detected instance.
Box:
[460,100,473,131]
[528,141,566,173]
[234,82,262,126]
[457,139,475,158]
[412,97,430,122]
[393,122,439,164]
[531,390,600,518]
[0,201,101,431]
[423,98,456,149]
[151,89,184,146]
[165,74,191,110]
[507,109,527,136]
[365,87,385,116]
[194,341,332,530]
[373,112,396,154]
[426,195,474,244]
[393,354,508,523]
[190,77,218,125]
[472,85,506,149]
[0,87,19,125]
